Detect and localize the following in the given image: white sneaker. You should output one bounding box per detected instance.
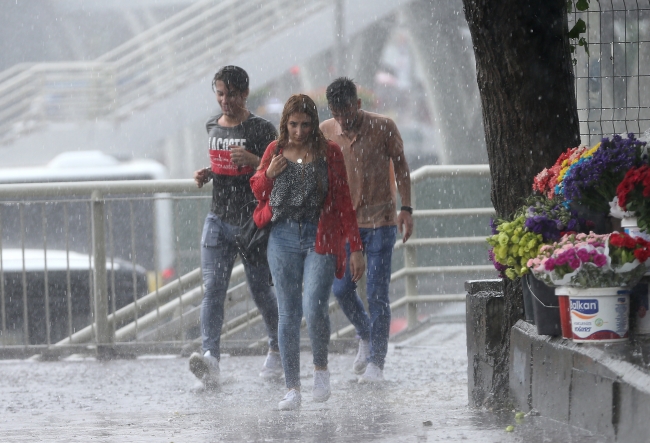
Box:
[278,389,301,410]
[312,369,331,402]
[353,339,370,374]
[358,362,384,384]
[189,350,220,386]
[259,350,284,380]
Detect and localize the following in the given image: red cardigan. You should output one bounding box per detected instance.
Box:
[250,140,363,278]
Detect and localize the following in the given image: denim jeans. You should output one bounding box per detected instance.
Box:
[267,219,336,390]
[332,225,397,370]
[200,213,279,358]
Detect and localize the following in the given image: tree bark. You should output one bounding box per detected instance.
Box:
[462,0,580,408]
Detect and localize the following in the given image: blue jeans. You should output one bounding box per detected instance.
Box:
[200,213,279,358]
[267,219,336,390]
[332,225,397,370]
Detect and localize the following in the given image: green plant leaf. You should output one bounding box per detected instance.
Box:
[569,19,587,39]
[576,0,590,11]
[579,37,590,55]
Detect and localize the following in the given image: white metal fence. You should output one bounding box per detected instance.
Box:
[0,165,495,358]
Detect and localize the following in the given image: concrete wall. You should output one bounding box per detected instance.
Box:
[510,320,650,442]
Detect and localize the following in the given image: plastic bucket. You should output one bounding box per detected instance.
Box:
[557,294,572,339]
[521,274,536,324]
[630,281,650,335]
[529,276,561,336]
[559,287,629,343]
[622,217,650,242]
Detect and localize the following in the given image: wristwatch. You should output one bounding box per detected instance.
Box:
[400,205,413,214]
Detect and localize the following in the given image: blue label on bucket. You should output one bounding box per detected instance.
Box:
[570,299,599,315]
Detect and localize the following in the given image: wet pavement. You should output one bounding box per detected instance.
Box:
[1,322,610,442]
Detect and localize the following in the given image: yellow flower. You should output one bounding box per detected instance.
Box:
[581,142,600,158]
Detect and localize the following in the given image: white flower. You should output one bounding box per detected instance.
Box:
[609,196,634,219]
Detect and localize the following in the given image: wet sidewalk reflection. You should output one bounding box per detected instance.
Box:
[0,323,608,442]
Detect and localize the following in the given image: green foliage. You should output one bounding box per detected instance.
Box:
[567,1,592,62]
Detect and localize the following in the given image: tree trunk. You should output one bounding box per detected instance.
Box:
[462,0,580,408]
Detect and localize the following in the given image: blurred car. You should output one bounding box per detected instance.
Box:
[0,249,148,345]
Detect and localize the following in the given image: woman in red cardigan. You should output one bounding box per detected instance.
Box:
[250,94,364,411]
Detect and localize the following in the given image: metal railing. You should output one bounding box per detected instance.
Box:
[0,0,328,145]
[0,165,495,358]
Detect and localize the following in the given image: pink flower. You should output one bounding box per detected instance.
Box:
[593,254,607,267]
[576,249,591,262]
[544,258,556,271]
[568,256,581,270]
[555,252,570,266]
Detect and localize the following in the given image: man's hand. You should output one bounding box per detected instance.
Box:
[230,146,260,168]
[397,210,414,243]
[265,154,287,179]
[349,251,366,283]
[194,167,211,188]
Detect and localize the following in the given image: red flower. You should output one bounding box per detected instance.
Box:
[634,248,650,263]
[636,237,650,248]
[609,232,625,248]
[624,235,637,249]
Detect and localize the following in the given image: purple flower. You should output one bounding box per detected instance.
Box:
[488,248,508,276]
[555,252,570,266]
[593,254,608,267]
[489,219,499,235]
[577,249,591,262]
[544,258,556,271]
[562,133,646,211]
[566,219,578,232]
[568,256,581,270]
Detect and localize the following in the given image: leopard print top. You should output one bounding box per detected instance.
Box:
[270,157,328,224]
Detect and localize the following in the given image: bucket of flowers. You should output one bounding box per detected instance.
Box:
[486,195,590,331]
[528,231,650,342]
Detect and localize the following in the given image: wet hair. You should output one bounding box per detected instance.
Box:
[211,65,249,93]
[325,77,358,110]
[277,94,328,160]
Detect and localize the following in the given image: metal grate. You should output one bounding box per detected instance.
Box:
[571,0,650,145]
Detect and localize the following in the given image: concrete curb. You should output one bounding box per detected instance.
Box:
[509,320,650,442]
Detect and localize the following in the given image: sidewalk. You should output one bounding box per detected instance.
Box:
[0,321,606,442]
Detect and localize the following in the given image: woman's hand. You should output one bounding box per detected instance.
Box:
[349,251,365,283]
[266,154,287,179]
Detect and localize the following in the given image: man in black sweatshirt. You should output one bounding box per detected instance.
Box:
[189,66,281,388]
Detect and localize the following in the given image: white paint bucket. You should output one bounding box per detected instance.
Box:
[565,287,630,343]
[622,217,650,242]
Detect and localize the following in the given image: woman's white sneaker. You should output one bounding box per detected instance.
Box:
[353,339,370,374]
[259,350,284,380]
[358,362,384,384]
[312,369,331,402]
[278,389,301,410]
[189,350,220,386]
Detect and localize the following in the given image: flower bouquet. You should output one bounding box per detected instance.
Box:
[533,144,590,199]
[560,134,647,213]
[615,164,650,232]
[487,215,543,280]
[523,195,591,242]
[528,232,650,288]
[487,195,590,280]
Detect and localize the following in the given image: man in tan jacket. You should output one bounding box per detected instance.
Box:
[321,77,413,383]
